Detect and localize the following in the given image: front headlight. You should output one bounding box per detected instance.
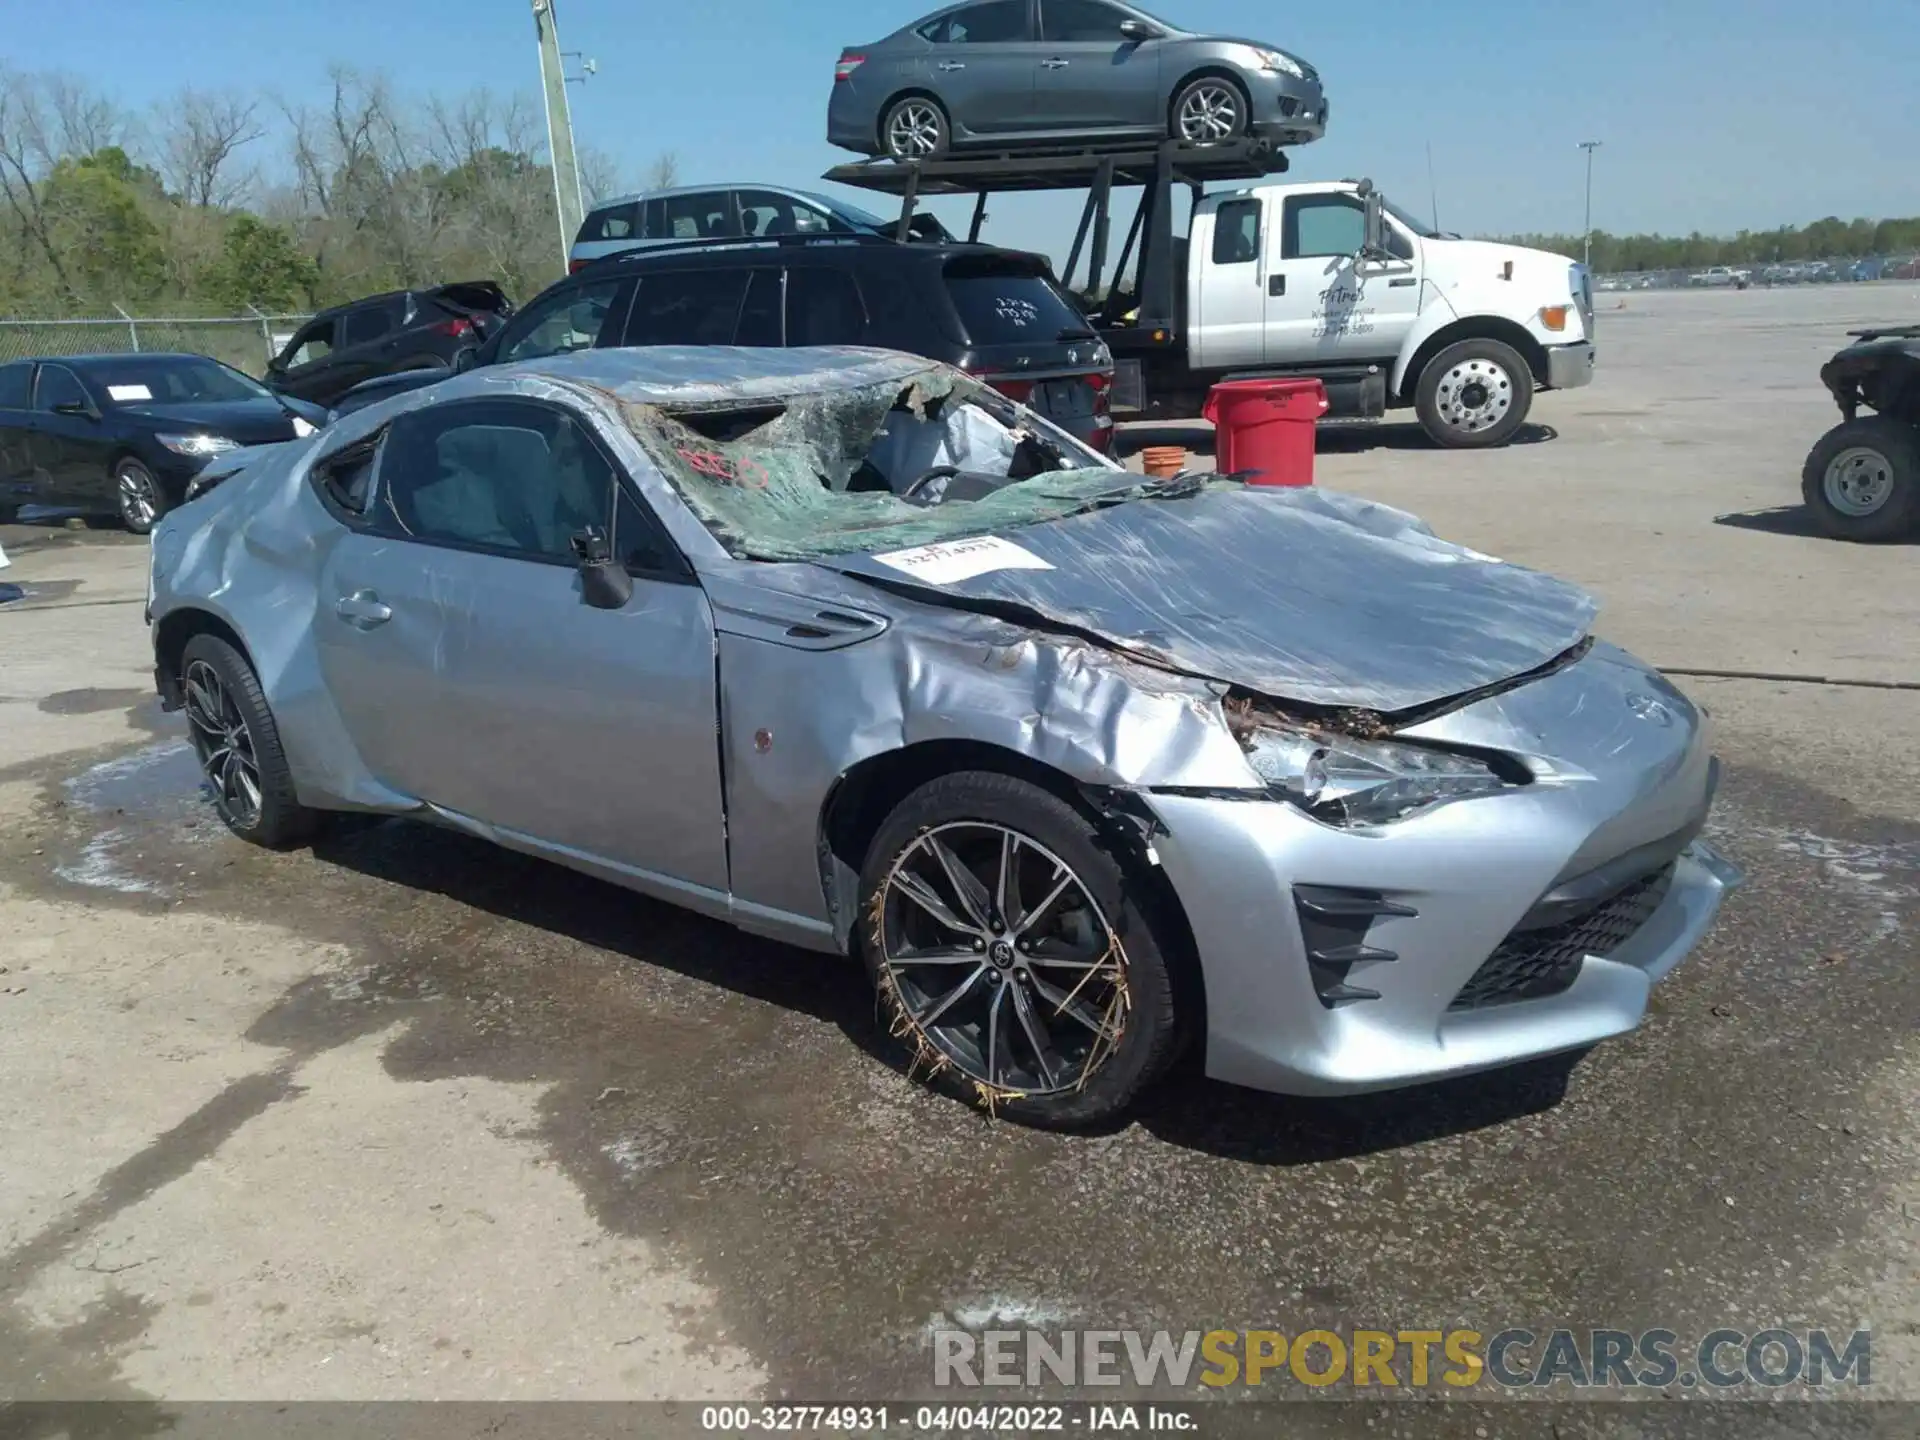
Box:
[1254,48,1306,78]
[156,432,240,457]
[1244,728,1516,826]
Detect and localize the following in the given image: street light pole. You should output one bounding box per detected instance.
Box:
[1579,140,1602,269]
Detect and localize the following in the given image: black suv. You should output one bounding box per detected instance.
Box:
[264,282,513,408]
[339,237,1115,449]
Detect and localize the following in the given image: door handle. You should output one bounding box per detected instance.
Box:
[335,590,392,630]
[1042,57,1070,69]
[1268,275,1286,296]
[937,60,966,71]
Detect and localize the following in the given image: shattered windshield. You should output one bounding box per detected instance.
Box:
[619,368,1185,562]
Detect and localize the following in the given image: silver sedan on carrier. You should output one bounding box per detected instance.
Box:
[148,347,1739,1128]
[829,0,1328,160]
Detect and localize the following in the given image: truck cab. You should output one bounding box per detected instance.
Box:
[1181,179,1596,446]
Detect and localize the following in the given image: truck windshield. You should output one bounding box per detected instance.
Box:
[1380,197,1445,240]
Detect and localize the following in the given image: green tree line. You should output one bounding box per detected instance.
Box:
[0,65,672,317]
[1492,217,1920,274]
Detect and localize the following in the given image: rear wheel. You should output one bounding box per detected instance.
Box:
[1414,338,1534,448]
[881,96,950,160]
[857,771,1182,1128]
[115,457,167,535]
[180,633,322,847]
[1801,417,1920,541]
[1170,76,1249,144]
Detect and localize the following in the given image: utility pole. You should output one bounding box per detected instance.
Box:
[1578,140,1602,269]
[533,0,586,262]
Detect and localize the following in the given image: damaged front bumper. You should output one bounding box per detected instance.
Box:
[1143,785,1741,1096]
[1137,642,1743,1097]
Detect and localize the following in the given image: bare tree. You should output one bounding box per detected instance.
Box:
[45,73,129,158]
[0,68,78,299]
[646,151,680,191]
[158,89,263,209]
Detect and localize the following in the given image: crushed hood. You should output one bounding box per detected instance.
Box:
[829,487,1597,715]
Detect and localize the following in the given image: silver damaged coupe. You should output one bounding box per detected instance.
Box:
[148,347,1742,1127]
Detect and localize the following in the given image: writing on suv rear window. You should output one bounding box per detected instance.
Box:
[945,273,1086,345]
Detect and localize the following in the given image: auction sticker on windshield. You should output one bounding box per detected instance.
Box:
[870,535,1054,585]
[107,384,153,401]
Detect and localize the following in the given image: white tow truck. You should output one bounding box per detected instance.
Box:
[827,141,1597,448]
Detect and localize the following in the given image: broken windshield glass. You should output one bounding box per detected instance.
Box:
[616,368,1205,562]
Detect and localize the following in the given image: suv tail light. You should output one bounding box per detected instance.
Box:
[431,317,474,338]
[568,259,588,274]
[835,52,865,82]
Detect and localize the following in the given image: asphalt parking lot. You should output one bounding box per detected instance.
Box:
[1,285,1916,1426]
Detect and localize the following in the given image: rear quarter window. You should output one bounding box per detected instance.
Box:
[943,270,1087,346]
[580,203,640,243]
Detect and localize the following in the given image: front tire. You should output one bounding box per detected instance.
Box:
[1414,338,1534,448]
[1170,75,1250,144]
[857,771,1182,1128]
[114,457,168,535]
[1800,417,1920,541]
[881,95,950,160]
[180,633,322,847]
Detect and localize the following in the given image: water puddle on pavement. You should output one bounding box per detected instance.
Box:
[52,737,221,898]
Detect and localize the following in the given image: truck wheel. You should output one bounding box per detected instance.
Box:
[1414,338,1534,448]
[1800,417,1920,541]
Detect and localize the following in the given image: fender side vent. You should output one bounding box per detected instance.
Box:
[1293,885,1414,1008]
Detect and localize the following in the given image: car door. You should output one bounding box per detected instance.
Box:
[0,362,35,511]
[1034,0,1162,133]
[1193,196,1267,370]
[1263,191,1422,365]
[270,315,341,404]
[310,396,729,892]
[924,0,1039,136]
[29,363,114,510]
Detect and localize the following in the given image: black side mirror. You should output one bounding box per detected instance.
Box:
[1118,18,1158,40]
[570,526,633,610]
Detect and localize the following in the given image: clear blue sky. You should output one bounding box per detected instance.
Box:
[19,0,1920,259]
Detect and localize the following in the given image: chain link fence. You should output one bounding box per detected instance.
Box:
[0,310,316,378]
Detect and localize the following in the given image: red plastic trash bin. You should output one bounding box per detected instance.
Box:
[1203,377,1329,486]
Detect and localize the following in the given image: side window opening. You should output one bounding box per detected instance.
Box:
[285,319,336,368]
[624,270,751,347]
[377,402,615,563]
[1284,195,1366,260]
[1211,198,1261,266]
[501,278,628,365]
[785,268,868,347]
[313,435,382,519]
[344,305,396,347]
[613,484,684,577]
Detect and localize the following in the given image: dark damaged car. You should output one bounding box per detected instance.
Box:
[146,348,1741,1127]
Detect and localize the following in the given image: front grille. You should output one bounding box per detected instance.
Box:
[1448,863,1676,1012]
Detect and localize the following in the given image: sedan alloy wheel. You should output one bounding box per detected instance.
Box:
[116,460,164,534]
[184,657,264,830]
[1174,79,1246,143]
[878,821,1130,1097]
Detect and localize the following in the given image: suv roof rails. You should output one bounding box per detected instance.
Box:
[577,231,910,272]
